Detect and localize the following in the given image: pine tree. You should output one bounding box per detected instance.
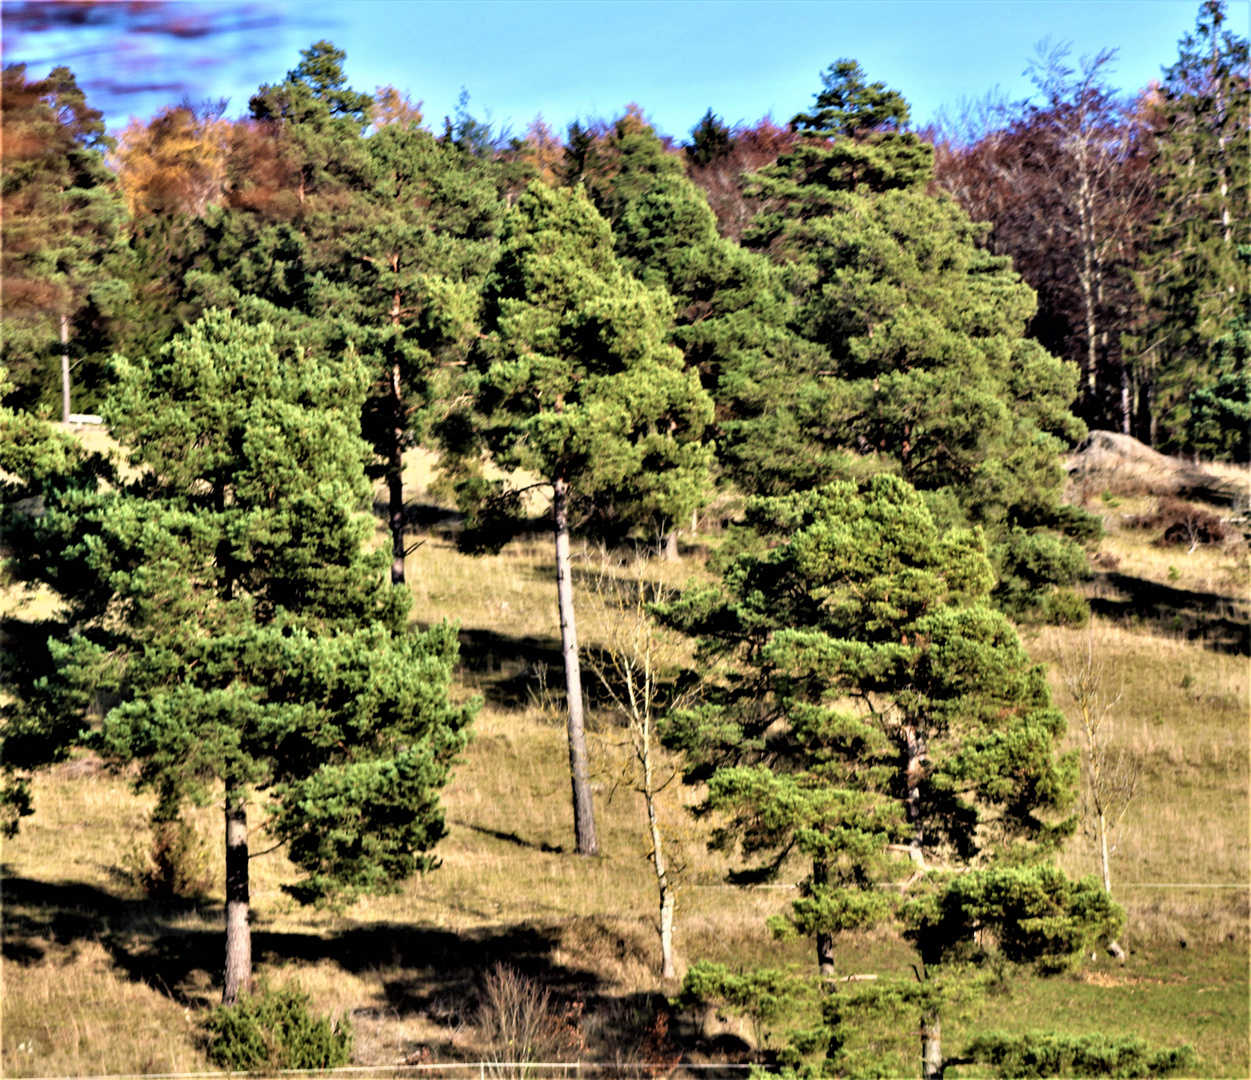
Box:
[686,109,733,168]
[3,311,474,1002]
[203,43,504,586]
[318,118,502,584]
[1187,294,1251,462]
[743,61,1097,618]
[747,61,1084,514]
[460,183,714,855]
[662,477,1120,1076]
[1,64,130,415]
[1133,0,1250,451]
[564,110,827,499]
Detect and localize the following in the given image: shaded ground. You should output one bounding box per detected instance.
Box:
[2,874,583,1002]
[1089,571,1249,654]
[0,870,755,1065]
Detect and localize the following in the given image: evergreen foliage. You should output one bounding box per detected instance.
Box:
[320,113,502,582]
[1185,258,1251,462]
[210,42,503,583]
[1134,1,1250,451]
[662,476,1121,1073]
[2,310,473,995]
[1,64,130,412]
[686,109,733,168]
[454,181,714,854]
[963,1030,1197,1078]
[205,984,353,1071]
[564,110,828,495]
[737,60,1099,619]
[2,34,1235,1072]
[747,62,1085,526]
[464,181,714,544]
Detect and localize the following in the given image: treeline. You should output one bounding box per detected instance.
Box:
[928,2,1248,458]
[4,1,1247,462]
[0,10,1238,1071]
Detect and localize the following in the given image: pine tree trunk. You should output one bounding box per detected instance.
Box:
[661,530,679,561]
[222,792,252,1004]
[813,858,835,976]
[389,361,407,586]
[553,473,598,856]
[921,1007,943,1080]
[903,724,927,867]
[60,314,70,425]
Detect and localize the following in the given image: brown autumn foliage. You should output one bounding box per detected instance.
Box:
[929,49,1159,435]
[370,85,424,130]
[1126,496,1230,548]
[112,101,231,217]
[222,118,305,218]
[685,117,797,241]
[517,117,566,188]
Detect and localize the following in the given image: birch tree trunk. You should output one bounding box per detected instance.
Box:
[553,473,598,856]
[389,360,407,585]
[60,314,71,425]
[222,791,252,1004]
[643,737,676,978]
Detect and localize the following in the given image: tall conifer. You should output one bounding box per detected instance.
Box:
[4,311,473,1002]
[463,183,714,855]
[1133,0,1250,450]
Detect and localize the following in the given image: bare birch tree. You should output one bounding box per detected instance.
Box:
[582,550,691,980]
[1060,631,1140,960]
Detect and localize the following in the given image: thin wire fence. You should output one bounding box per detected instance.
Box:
[21,1066,767,1080]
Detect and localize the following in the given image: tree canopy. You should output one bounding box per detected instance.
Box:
[662,476,1120,1074]
[2,310,474,1001]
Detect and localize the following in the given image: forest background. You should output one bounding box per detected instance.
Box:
[1,0,1248,1076]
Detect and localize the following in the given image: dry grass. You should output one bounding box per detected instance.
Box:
[1025,620,1249,945]
[2,436,1248,1075]
[2,937,205,1077]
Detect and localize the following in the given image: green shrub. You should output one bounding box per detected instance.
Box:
[964,1030,1198,1078]
[204,984,352,1071]
[1051,503,1105,544]
[1036,588,1091,627]
[992,528,1091,623]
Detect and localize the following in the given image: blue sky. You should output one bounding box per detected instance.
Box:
[3,1,1238,139]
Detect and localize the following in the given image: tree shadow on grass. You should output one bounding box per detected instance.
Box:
[454,820,565,854]
[1,872,590,1006]
[446,626,566,709]
[1,872,760,1062]
[1088,572,1249,654]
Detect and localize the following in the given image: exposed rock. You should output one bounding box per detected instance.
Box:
[1066,430,1243,506]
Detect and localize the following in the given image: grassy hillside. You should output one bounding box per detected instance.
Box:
[2,436,1247,1077]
